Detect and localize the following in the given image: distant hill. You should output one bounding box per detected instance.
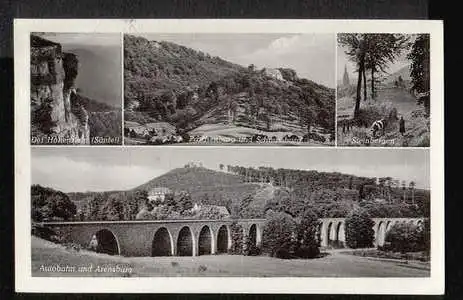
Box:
[384,64,411,85]
[65,46,122,108]
[124,34,335,140]
[134,166,260,207]
[62,165,429,221]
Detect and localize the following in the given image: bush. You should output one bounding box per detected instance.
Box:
[345,209,375,248]
[384,221,428,253]
[295,210,320,258]
[31,223,60,242]
[295,246,319,259]
[262,212,297,257]
[244,239,261,256]
[275,245,292,259]
[228,222,244,255]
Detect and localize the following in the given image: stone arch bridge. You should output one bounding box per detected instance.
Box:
[40,219,265,257]
[319,217,425,248]
[40,217,424,257]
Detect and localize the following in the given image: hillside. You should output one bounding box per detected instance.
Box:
[73,93,122,145]
[37,164,429,222]
[124,34,335,144]
[134,166,260,207]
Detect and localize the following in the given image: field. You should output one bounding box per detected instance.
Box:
[32,237,429,277]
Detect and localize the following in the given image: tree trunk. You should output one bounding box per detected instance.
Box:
[371,68,375,99]
[354,60,364,119]
[363,66,367,101]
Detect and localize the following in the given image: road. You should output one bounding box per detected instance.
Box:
[32,237,429,277]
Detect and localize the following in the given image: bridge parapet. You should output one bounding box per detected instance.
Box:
[40,219,266,257]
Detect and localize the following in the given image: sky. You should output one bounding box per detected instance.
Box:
[34,33,122,107]
[32,147,430,193]
[337,34,417,85]
[137,33,336,88]
[36,32,122,47]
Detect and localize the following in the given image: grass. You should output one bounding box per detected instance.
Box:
[343,249,430,263]
[32,236,429,277]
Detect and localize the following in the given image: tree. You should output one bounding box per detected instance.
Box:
[239,194,254,218]
[176,191,193,212]
[407,34,430,115]
[409,181,416,205]
[219,163,224,171]
[295,210,320,258]
[345,209,374,248]
[401,180,407,202]
[338,33,367,118]
[31,185,77,222]
[229,222,244,254]
[384,222,427,253]
[364,34,409,100]
[262,212,297,258]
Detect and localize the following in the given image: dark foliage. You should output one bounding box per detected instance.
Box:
[384,220,429,253]
[345,209,375,248]
[262,212,297,257]
[31,184,77,222]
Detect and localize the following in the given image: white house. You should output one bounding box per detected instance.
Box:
[147,187,172,203]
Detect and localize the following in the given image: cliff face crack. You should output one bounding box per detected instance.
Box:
[30,35,90,144]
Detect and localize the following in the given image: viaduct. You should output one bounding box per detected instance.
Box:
[40,217,424,257]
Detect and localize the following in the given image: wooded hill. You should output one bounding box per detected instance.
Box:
[35,164,429,223]
[124,34,335,136]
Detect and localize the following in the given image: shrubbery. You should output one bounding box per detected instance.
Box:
[228,222,244,255]
[262,211,320,259]
[383,220,429,253]
[345,209,374,248]
[31,185,77,222]
[262,212,297,258]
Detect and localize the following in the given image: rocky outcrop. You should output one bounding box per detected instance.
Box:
[31,35,90,144]
[262,68,284,81]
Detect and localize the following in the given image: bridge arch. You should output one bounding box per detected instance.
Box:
[216,225,230,254]
[198,225,213,255]
[248,223,262,247]
[94,229,120,255]
[377,221,386,246]
[326,222,333,246]
[335,221,345,246]
[152,227,174,256]
[386,220,393,232]
[177,226,195,256]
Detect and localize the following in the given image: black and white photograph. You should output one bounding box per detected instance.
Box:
[123,33,336,145]
[14,19,444,294]
[30,33,123,145]
[336,33,430,147]
[31,147,429,277]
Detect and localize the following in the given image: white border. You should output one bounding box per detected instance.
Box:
[15,19,444,294]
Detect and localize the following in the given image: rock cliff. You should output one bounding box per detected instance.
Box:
[30,35,90,144]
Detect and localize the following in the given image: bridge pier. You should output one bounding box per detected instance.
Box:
[42,219,265,258]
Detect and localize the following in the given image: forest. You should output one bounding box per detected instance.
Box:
[32,164,429,224]
[124,34,335,143]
